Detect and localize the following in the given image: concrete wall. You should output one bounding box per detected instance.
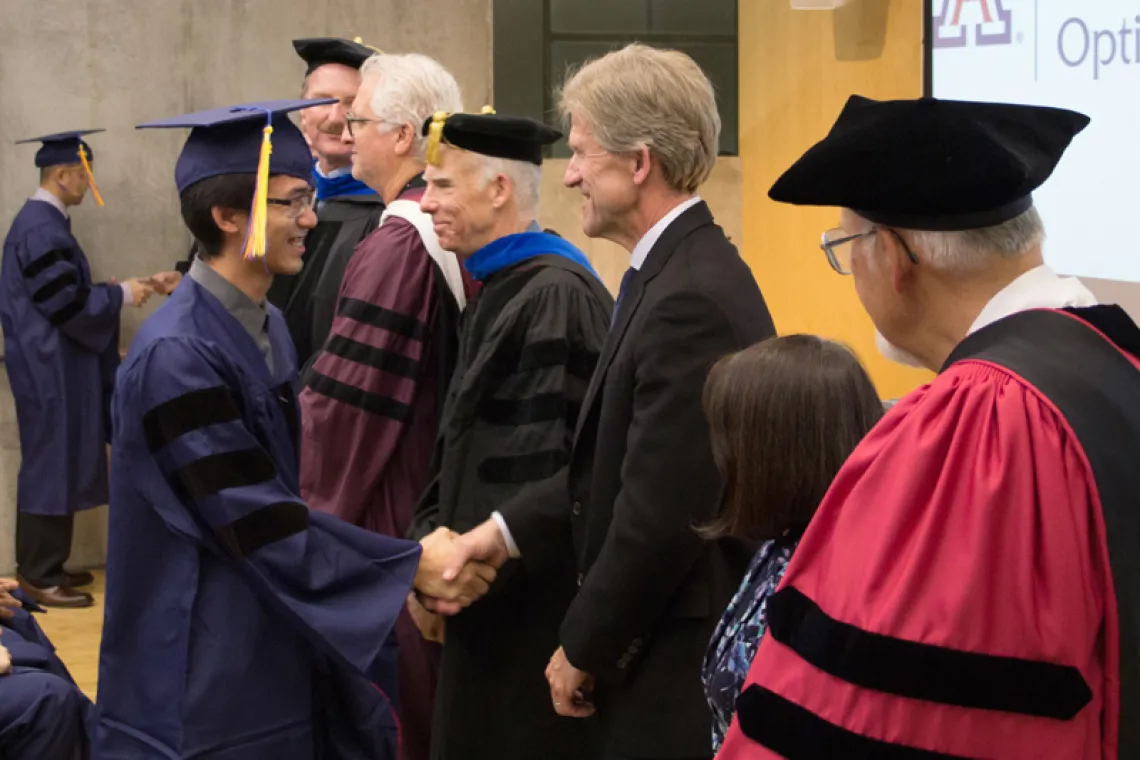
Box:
[0,0,492,573]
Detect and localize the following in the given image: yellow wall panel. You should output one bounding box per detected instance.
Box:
[739,0,931,398]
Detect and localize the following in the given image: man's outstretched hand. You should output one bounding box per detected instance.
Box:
[415,527,498,613]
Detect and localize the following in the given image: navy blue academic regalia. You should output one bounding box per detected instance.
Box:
[95,276,418,760]
[0,199,122,517]
[0,590,95,759]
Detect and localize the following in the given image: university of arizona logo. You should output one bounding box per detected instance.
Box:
[933,0,1013,48]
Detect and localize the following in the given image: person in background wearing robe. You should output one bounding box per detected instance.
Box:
[266,37,387,367]
[716,96,1140,759]
[409,109,611,760]
[299,52,469,760]
[96,99,496,760]
[0,577,93,759]
[0,130,172,609]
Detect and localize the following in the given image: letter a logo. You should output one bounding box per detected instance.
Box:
[933,0,1013,48]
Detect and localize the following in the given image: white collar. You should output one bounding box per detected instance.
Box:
[967,264,1098,335]
[31,187,68,219]
[314,162,352,179]
[629,196,702,271]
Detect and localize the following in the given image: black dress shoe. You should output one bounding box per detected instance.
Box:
[17,578,94,609]
[64,570,95,588]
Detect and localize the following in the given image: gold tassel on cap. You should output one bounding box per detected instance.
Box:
[425,111,449,166]
[77,144,104,207]
[481,105,496,114]
[241,121,274,261]
[353,36,384,54]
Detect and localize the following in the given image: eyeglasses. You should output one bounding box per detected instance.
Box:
[819,227,919,275]
[345,113,385,137]
[267,192,316,219]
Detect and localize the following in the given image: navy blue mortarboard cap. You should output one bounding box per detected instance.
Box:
[293,37,379,76]
[16,129,104,168]
[135,99,335,193]
[768,96,1090,231]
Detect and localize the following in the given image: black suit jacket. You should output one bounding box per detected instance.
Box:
[499,201,775,757]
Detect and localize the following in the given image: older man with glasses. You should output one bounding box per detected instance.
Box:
[296,52,469,760]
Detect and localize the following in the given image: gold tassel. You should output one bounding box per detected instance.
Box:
[425,111,449,166]
[77,144,104,207]
[242,124,274,261]
[481,105,496,114]
[353,36,384,55]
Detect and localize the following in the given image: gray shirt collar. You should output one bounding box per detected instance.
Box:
[188,258,272,367]
[31,187,68,219]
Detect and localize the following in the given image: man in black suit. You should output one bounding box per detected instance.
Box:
[433,43,776,760]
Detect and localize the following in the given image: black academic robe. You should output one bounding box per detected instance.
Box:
[412,253,613,760]
[268,193,385,367]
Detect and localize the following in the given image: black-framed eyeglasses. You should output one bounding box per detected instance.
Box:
[819,227,919,275]
[345,113,384,137]
[267,192,316,219]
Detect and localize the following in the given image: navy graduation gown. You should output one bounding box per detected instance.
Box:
[0,590,94,759]
[0,199,122,516]
[96,276,419,760]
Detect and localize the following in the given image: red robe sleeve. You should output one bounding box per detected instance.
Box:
[717,361,1116,759]
[298,216,438,536]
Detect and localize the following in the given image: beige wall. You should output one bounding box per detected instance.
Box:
[0,0,492,573]
[539,158,743,295]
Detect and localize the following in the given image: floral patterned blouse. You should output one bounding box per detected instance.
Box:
[701,537,797,752]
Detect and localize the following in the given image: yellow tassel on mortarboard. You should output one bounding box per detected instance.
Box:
[353,36,384,55]
[425,111,449,166]
[77,144,104,207]
[242,123,274,261]
[481,105,496,114]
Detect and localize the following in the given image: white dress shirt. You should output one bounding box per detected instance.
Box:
[967,264,1098,335]
[490,195,704,558]
[30,188,133,306]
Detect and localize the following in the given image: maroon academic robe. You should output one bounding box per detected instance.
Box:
[718,307,1138,760]
[299,184,471,760]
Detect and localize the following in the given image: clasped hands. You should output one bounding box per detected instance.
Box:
[110,270,182,308]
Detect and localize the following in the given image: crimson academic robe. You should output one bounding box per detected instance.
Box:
[96,277,419,760]
[718,306,1140,760]
[0,199,121,516]
[299,182,470,760]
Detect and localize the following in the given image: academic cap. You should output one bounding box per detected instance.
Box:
[136,99,335,259]
[17,130,106,206]
[422,108,561,166]
[16,129,103,168]
[768,95,1090,231]
[293,37,379,76]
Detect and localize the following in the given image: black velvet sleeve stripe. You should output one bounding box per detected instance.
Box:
[478,393,570,426]
[142,386,244,453]
[766,587,1093,720]
[47,287,90,326]
[516,339,600,381]
[31,272,78,303]
[337,298,428,342]
[172,447,278,500]
[324,334,420,379]
[478,449,567,484]
[735,685,971,760]
[214,501,309,559]
[22,249,70,279]
[305,371,412,421]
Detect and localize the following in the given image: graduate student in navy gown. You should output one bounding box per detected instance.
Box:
[0,130,172,609]
[0,578,93,759]
[716,97,1140,759]
[410,110,611,760]
[96,99,497,760]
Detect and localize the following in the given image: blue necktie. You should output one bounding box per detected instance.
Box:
[612,266,637,326]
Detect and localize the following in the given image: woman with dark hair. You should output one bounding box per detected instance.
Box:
[699,334,883,751]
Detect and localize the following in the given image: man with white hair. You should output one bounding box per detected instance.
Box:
[717,96,1140,759]
[410,109,610,760]
[297,52,469,760]
[443,44,776,760]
